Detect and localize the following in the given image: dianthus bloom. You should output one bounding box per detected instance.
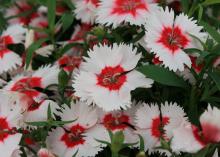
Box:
[73,0,99,24]
[171,105,220,153]
[47,101,106,157]
[73,44,153,111]
[0,25,25,74]
[96,0,158,28]
[145,7,206,72]
[0,91,27,157]
[135,102,187,155]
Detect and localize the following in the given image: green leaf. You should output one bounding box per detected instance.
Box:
[180,0,189,13]
[198,4,203,22]
[61,12,74,32]
[47,104,52,120]
[209,71,220,91]
[138,65,189,89]
[58,69,69,89]
[63,0,75,10]
[25,121,49,127]
[72,150,78,157]
[138,135,145,152]
[200,21,220,43]
[202,0,220,6]
[47,0,56,31]
[25,38,49,69]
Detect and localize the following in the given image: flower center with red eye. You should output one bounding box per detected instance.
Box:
[11,77,42,98]
[0,118,11,142]
[151,116,169,138]
[0,36,13,58]
[157,26,189,53]
[103,113,130,131]
[61,124,86,148]
[97,65,127,91]
[58,56,82,72]
[192,123,220,146]
[111,0,148,17]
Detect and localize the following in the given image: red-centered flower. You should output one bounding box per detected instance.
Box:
[145,7,206,72]
[73,44,153,111]
[111,0,148,17]
[61,124,86,148]
[96,65,127,91]
[11,77,42,98]
[74,0,99,24]
[103,113,130,131]
[135,102,187,155]
[157,26,189,54]
[97,0,158,27]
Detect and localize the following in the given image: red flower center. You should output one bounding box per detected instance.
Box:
[192,123,220,146]
[111,0,148,17]
[0,35,14,58]
[151,116,169,138]
[61,124,86,148]
[97,65,127,91]
[0,118,11,142]
[11,77,42,99]
[103,113,130,131]
[58,56,82,72]
[157,26,189,53]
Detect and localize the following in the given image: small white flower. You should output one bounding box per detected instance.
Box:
[0,25,25,74]
[0,90,27,157]
[96,0,159,28]
[73,44,153,111]
[4,65,59,102]
[135,102,187,155]
[145,7,206,72]
[47,101,107,157]
[73,0,99,24]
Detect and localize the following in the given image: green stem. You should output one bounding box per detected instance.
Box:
[189,86,199,125]
[112,152,119,157]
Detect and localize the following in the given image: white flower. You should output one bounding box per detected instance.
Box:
[46,101,107,157]
[145,7,206,72]
[135,102,187,155]
[73,0,99,24]
[171,105,220,153]
[0,90,27,157]
[0,25,25,74]
[73,44,153,111]
[4,65,59,102]
[96,0,159,28]
[200,105,220,143]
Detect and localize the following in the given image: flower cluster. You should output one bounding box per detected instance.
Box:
[0,0,220,157]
